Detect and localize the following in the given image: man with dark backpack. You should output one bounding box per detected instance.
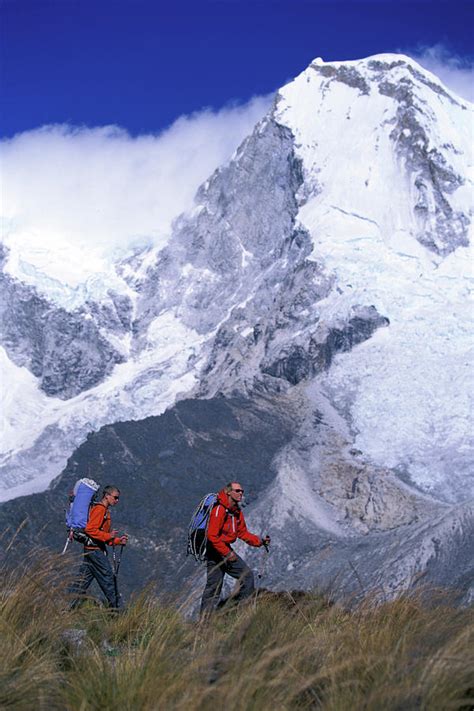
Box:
[200,481,270,615]
[69,484,128,609]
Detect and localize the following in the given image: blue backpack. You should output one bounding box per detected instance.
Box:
[187,493,217,562]
[62,478,100,553]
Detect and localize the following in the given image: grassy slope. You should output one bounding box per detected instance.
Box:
[1,552,473,711]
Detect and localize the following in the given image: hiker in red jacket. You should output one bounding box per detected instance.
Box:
[200,482,270,615]
[69,485,128,609]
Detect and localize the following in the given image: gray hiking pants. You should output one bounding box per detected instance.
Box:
[200,548,255,614]
[69,548,119,609]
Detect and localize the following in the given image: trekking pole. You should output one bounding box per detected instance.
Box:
[258,544,269,578]
[255,535,270,601]
[112,544,124,609]
[115,544,124,577]
[61,529,73,555]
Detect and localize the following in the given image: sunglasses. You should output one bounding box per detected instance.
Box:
[231,488,244,494]
[109,495,120,500]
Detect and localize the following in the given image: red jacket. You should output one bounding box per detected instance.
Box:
[207,489,262,557]
[85,503,122,549]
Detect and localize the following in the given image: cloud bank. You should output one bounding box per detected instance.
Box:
[408,44,474,103]
[0,96,272,287]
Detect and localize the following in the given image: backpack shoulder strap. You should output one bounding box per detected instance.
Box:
[89,502,109,530]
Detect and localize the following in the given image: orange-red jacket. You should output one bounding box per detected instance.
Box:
[207,489,262,557]
[85,503,122,550]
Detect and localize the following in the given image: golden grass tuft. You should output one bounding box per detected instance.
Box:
[0,551,472,710]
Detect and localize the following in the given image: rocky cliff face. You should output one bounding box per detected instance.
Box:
[0,245,130,398]
[1,54,472,601]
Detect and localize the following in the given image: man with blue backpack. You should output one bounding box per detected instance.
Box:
[68,484,128,609]
[197,482,270,615]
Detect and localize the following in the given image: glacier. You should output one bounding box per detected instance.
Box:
[275,55,474,500]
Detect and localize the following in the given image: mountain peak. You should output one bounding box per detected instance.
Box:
[302,52,471,108]
[276,51,472,258]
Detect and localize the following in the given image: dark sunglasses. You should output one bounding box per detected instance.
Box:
[232,488,244,494]
[109,495,120,500]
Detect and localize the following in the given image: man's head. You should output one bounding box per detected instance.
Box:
[226,481,244,506]
[102,485,121,507]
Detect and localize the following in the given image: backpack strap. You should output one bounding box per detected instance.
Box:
[83,503,109,548]
[89,502,108,530]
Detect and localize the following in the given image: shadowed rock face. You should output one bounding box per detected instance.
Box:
[261,307,389,385]
[133,117,309,336]
[376,77,468,256]
[0,264,127,398]
[312,64,371,95]
[0,245,130,399]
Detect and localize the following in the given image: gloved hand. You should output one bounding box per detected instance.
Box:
[261,535,271,548]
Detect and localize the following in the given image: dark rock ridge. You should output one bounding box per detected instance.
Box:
[378,78,468,255]
[1,391,472,606]
[311,63,371,95]
[261,307,389,386]
[0,246,128,398]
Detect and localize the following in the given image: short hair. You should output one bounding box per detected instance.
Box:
[102,484,120,497]
[225,482,239,493]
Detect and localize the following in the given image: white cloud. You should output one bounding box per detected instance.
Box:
[407,44,474,103]
[0,95,272,287]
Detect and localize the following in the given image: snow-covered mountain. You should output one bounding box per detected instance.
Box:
[1,54,473,598]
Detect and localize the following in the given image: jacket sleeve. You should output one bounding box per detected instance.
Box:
[85,506,115,544]
[237,512,262,547]
[207,504,232,557]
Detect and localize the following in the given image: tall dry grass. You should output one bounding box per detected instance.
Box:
[0,551,70,709]
[0,550,472,710]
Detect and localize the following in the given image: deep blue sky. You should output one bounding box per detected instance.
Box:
[1,0,473,138]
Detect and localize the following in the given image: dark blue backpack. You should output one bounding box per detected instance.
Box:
[187,493,217,562]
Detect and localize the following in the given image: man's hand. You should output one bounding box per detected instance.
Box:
[226,551,237,562]
[118,534,128,546]
[261,535,271,548]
